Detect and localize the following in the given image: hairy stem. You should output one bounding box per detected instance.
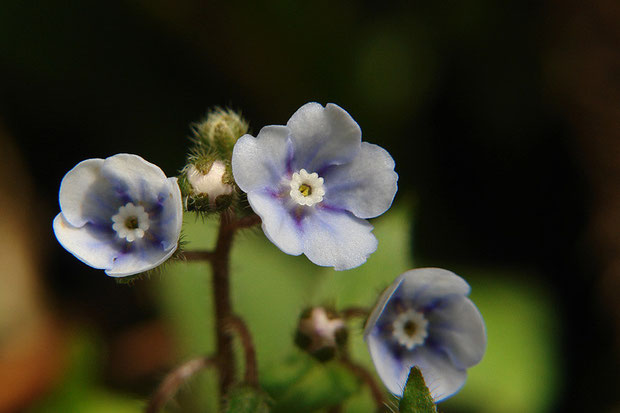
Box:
[341,306,369,320]
[233,213,261,229]
[211,211,236,397]
[227,314,259,387]
[146,210,261,411]
[340,357,385,411]
[182,250,216,261]
[145,356,216,413]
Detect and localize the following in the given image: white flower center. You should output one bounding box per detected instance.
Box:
[289,169,325,206]
[111,202,150,242]
[392,309,429,350]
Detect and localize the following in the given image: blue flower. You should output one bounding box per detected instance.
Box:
[53,154,183,277]
[363,268,486,401]
[231,102,398,270]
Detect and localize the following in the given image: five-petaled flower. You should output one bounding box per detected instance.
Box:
[231,102,398,270]
[53,153,183,277]
[364,268,486,402]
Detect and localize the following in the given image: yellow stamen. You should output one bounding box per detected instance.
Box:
[299,183,312,197]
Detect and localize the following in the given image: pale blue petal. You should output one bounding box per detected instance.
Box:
[427,296,486,369]
[106,242,177,277]
[411,346,467,402]
[247,191,303,256]
[396,268,471,308]
[101,154,170,204]
[302,208,377,270]
[363,276,406,337]
[287,103,361,172]
[366,332,410,396]
[147,177,184,251]
[59,158,117,227]
[323,142,398,219]
[232,126,291,193]
[53,213,118,270]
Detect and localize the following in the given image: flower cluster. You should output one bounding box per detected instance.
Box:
[232,102,398,270]
[52,103,486,409]
[53,154,183,276]
[364,268,487,401]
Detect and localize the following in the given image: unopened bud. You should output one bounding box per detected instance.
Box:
[182,160,235,213]
[193,108,248,155]
[294,307,348,362]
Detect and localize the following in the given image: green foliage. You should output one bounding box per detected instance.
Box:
[223,386,272,413]
[398,367,437,413]
[261,354,360,413]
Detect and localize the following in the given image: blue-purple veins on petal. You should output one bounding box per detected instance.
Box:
[231,102,398,270]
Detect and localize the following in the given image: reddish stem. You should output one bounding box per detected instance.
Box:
[227,314,259,387]
[145,355,216,413]
[182,250,216,261]
[341,306,369,320]
[340,357,385,411]
[211,211,236,396]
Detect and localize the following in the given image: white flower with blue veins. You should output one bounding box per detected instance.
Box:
[53,154,183,277]
[364,268,486,402]
[231,102,398,270]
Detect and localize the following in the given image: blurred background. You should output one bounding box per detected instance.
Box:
[1,0,619,412]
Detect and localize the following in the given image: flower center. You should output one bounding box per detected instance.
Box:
[289,169,325,206]
[299,183,312,197]
[392,309,429,350]
[111,202,150,242]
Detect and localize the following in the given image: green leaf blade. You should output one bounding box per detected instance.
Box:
[398,367,437,413]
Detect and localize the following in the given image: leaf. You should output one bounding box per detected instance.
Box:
[262,355,360,413]
[398,367,437,413]
[223,386,272,413]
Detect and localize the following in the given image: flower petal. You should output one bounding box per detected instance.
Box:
[59,158,116,227]
[397,268,471,308]
[106,242,177,277]
[247,190,303,256]
[366,332,411,396]
[232,126,291,193]
[287,103,361,171]
[147,177,184,251]
[302,208,377,270]
[323,142,398,219]
[363,276,406,337]
[410,346,468,402]
[101,154,171,204]
[427,296,486,369]
[53,213,118,270]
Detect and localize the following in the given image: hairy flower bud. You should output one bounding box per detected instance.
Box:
[181,160,235,213]
[294,307,348,362]
[193,108,249,156]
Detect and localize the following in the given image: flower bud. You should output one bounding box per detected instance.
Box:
[193,108,248,156]
[182,160,235,213]
[294,307,348,362]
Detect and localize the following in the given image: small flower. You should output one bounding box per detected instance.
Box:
[363,268,486,402]
[231,102,398,270]
[53,154,183,277]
